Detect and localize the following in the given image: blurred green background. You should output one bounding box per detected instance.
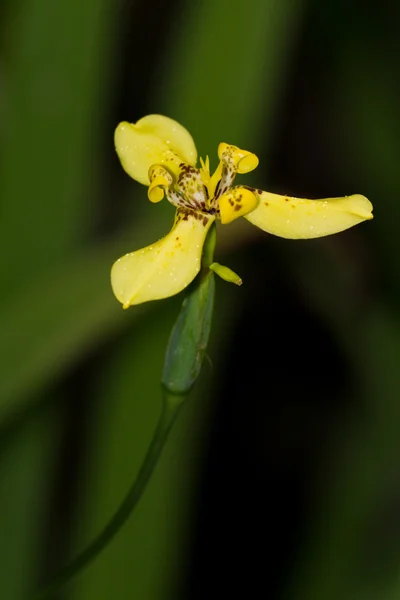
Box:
[1,0,399,598]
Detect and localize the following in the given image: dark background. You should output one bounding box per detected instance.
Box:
[1,0,399,598]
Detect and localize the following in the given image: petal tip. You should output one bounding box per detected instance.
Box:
[237,153,259,174]
[114,121,131,142]
[349,194,374,220]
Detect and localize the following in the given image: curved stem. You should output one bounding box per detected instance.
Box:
[35,223,216,598]
[35,394,183,598]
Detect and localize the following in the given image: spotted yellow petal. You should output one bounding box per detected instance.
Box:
[219,186,258,224]
[115,115,197,185]
[245,192,373,239]
[111,211,214,307]
[218,143,259,174]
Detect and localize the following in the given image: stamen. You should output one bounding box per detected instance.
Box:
[172,163,208,211]
[199,156,210,183]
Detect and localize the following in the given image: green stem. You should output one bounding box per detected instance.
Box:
[35,224,217,597]
[34,391,184,598]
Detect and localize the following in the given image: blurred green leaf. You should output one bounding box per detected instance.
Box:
[1,0,119,288]
[0,236,130,421]
[0,0,126,418]
[0,401,62,599]
[161,0,303,157]
[0,1,123,598]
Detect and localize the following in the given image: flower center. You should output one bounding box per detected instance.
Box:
[147,143,260,224]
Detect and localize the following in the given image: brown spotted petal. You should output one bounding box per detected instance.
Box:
[219,186,258,224]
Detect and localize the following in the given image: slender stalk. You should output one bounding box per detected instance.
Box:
[34,392,184,598]
[35,224,217,597]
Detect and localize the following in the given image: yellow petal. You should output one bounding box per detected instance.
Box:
[147,164,173,203]
[219,186,258,224]
[115,115,197,185]
[111,211,215,307]
[207,160,223,199]
[245,191,373,239]
[148,176,167,203]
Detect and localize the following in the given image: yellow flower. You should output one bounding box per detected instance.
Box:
[111,115,373,308]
